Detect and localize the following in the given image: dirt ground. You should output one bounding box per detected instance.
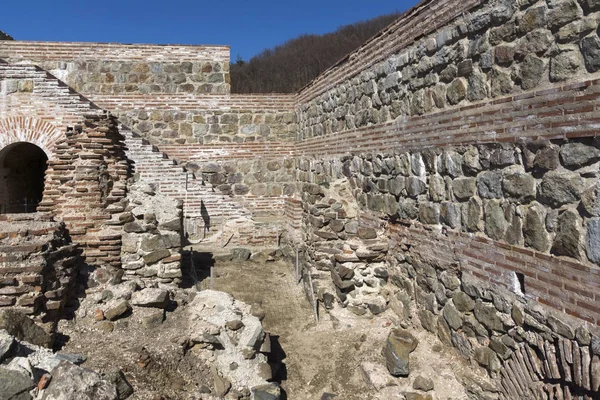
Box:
[54,251,493,400]
[201,252,491,400]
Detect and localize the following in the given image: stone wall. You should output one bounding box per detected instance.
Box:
[288,0,600,396]
[0,41,230,95]
[296,0,600,139]
[106,94,297,145]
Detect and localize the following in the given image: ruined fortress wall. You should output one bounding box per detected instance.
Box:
[293,0,600,395]
[0,41,299,248]
[0,41,231,95]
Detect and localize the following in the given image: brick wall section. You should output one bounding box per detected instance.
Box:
[111,96,297,145]
[0,41,231,95]
[39,114,129,272]
[90,94,295,111]
[296,0,600,141]
[0,213,81,324]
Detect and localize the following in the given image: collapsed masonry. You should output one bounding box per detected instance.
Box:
[1,0,600,397]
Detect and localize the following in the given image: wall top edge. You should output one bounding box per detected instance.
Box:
[0,40,230,50]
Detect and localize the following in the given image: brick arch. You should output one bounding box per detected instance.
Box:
[0,117,64,159]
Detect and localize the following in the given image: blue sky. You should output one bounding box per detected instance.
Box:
[2,0,417,61]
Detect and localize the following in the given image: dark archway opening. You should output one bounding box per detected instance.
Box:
[0,142,48,214]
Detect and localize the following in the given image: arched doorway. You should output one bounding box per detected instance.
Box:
[0,142,49,214]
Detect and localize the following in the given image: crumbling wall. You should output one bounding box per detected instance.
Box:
[0,213,81,325]
[119,182,183,287]
[39,113,129,281]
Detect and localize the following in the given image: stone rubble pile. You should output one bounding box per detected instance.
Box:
[183,290,279,400]
[0,310,132,400]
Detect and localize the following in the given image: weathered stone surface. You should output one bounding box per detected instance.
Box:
[131,288,169,309]
[550,50,581,81]
[521,54,546,90]
[489,67,513,97]
[142,249,170,265]
[389,176,406,196]
[446,78,467,104]
[465,197,482,232]
[502,172,535,203]
[453,292,475,312]
[231,248,252,262]
[474,301,505,333]
[586,218,600,263]
[517,29,554,56]
[0,366,34,400]
[560,142,600,168]
[534,145,560,170]
[551,210,582,259]
[582,182,600,216]
[548,0,582,30]
[518,6,547,34]
[443,303,463,330]
[538,171,582,207]
[406,177,427,197]
[251,383,281,400]
[439,150,463,178]
[419,202,440,225]
[440,202,461,228]
[41,361,118,400]
[592,355,600,391]
[384,329,419,377]
[484,200,508,240]
[474,347,500,372]
[0,329,15,362]
[0,310,52,348]
[477,171,503,199]
[524,204,550,252]
[453,177,477,201]
[490,146,516,168]
[103,370,134,400]
[428,175,446,202]
[104,300,131,321]
[413,375,434,392]
[581,34,600,72]
[357,227,377,239]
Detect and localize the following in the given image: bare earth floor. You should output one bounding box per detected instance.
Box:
[205,256,491,400]
[56,254,492,400]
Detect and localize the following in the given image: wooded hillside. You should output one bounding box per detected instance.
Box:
[0,31,14,40]
[230,12,401,94]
